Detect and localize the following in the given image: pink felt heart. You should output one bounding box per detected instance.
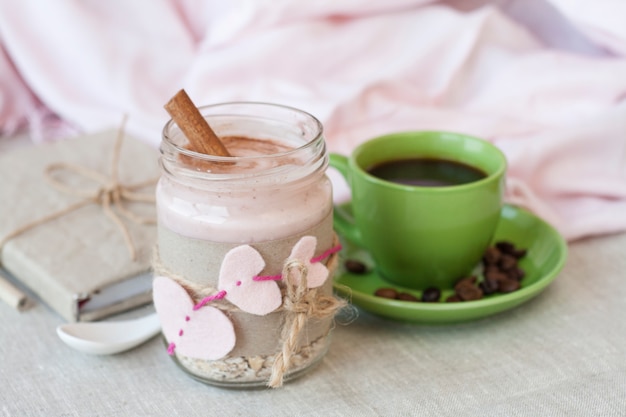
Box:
[153,276,235,360]
[289,236,329,288]
[218,244,282,316]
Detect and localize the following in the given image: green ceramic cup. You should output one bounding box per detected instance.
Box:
[330,131,507,290]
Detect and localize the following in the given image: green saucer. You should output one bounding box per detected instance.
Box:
[333,204,568,324]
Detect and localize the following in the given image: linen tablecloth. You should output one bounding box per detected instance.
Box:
[2,230,624,416]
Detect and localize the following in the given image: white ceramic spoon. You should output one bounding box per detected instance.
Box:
[56,312,161,355]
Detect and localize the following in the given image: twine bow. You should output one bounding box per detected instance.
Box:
[268,256,346,388]
[0,117,157,261]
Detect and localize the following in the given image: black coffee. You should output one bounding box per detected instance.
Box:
[367,158,487,187]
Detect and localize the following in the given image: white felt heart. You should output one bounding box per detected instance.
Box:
[218,244,282,316]
[153,276,235,360]
[289,236,329,288]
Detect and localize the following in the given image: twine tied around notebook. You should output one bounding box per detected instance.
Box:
[0,116,157,261]
[268,255,346,388]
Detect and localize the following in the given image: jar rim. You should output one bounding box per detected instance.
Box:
[161,101,324,163]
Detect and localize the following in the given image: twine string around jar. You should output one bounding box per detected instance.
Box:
[268,256,346,388]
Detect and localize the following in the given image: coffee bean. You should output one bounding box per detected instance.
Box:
[499,254,518,271]
[495,241,515,254]
[456,284,483,301]
[484,242,527,294]
[483,265,499,276]
[482,246,501,265]
[454,276,477,291]
[345,259,368,274]
[374,288,421,302]
[421,287,441,302]
[397,292,420,302]
[448,241,529,301]
[479,278,499,295]
[498,279,521,293]
[485,269,508,282]
[374,288,398,299]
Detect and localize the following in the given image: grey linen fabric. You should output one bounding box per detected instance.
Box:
[2,230,625,416]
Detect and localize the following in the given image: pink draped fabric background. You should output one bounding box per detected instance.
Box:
[0,0,625,241]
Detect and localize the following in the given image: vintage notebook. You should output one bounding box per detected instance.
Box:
[0,129,159,322]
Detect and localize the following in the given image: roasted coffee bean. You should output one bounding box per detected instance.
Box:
[397,292,420,302]
[482,246,501,265]
[421,287,441,302]
[446,295,462,302]
[345,259,368,274]
[483,265,500,276]
[456,284,483,301]
[499,254,518,271]
[454,276,477,291]
[374,288,398,299]
[479,278,499,295]
[495,241,516,254]
[485,241,527,293]
[496,240,527,259]
[485,269,508,282]
[498,279,521,293]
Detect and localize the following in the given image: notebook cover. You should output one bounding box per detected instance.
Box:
[0,129,158,321]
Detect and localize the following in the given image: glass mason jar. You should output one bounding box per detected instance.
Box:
[153,102,341,388]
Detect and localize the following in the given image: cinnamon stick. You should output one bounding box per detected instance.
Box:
[164,89,231,157]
